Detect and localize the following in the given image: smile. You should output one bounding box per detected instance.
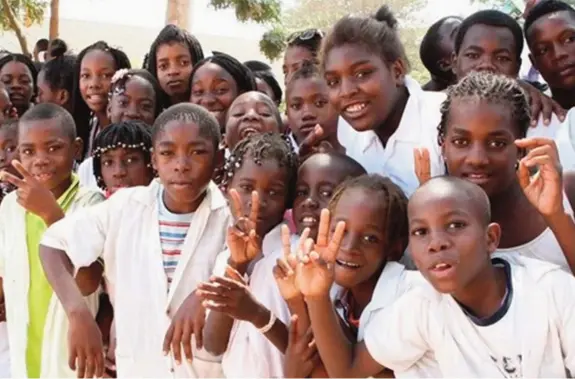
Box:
[336,259,361,269]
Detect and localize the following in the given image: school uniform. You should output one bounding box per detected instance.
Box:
[363,254,575,377]
[41,179,230,378]
[337,76,446,197]
[526,114,562,140]
[557,109,575,171]
[0,176,103,378]
[77,157,100,192]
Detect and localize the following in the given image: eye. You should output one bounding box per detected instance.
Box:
[191,149,207,155]
[158,63,168,71]
[362,234,378,244]
[411,227,427,236]
[239,184,253,193]
[48,145,60,153]
[315,99,328,108]
[464,52,479,60]
[320,189,332,198]
[451,138,468,147]
[103,73,113,79]
[496,56,511,63]
[21,148,32,156]
[179,59,190,67]
[268,189,278,196]
[118,99,128,107]
[488,140,507,149]
[159,150,173,156]
[6,146,15,153]
[564,35,575,44]
[325,77,339,87]
[191,90,204,97]
[289,103,301,111]
[295,188,308,197]
[80,73,90,79]
[355,69,372,79]
[447,221,467,230]
[102,159,113,167]
[215,88,229,95]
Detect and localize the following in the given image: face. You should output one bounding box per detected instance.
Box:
[108,76,156,125]
[0,89,14,122]
[283,46,314,84]
[229,157,289,237]
[0,126,18,175]
[255,78,276,104]
[527,11,575,90]
[190,62,239,129]
[442,99,520,197]
[324,44,404,132]
[156,42,193,101]
[79,49,116,113]
[287,76,337,144]
[435,18,462,79]
[152,120,215,211]
[18,119,81,194]
[100,148,153,194]
[225,92,280,150]
[330,188,391,289]
[408,187,499,294]
[454,24,520,80]
[36,70,69,107]
[0,61,33,111]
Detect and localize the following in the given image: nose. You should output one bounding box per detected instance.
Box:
[112,161,128,178]
[475,56,497,73]
[427,230,451,253]
[339,231,360,253]
[199,93,216,107]
[243,108,260,121]
[339,77,358,99]
[88,76,102,90]
[173,154,191,173]
[466,142,489,167]
[300,104,316,122]
[554,42,570,62]
[123,104,140,120]
[302,190,319,210]
[167,64,180,77]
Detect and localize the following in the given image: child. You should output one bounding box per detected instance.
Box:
[0,54,37,117]
[283,28,323,84]
[322,5,446,196]
[36,53,76,113]
[190,53,257,132]
[72,41,131,158]
[0,103,104,378]
[198,132,298,378]
[286,62,344,158]
[524,0,575,110]
[301,176,575,377]
[147,24,204,106]
[40,103,230,378]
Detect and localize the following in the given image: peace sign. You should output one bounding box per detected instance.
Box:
[272,225,309,301]
[413,147,431,185]
[0,160,63,223]
[227,189,262,267]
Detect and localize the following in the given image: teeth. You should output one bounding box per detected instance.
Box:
[336,259,360,268]
[345,103,366,113]
[302,216,317,224]
[468,174,487,179]
[241,128,258,137]
[434,263,450,270]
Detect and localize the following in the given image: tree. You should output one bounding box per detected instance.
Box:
[0,0,47,55]
[49,0,58,39]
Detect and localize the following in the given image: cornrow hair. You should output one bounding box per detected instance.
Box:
[220,132,298,207]
[146,24,204,79]
[92,120,154,190]
[39,54,76,103]
[190,53,257,95]
[328,173,409,254]
[437,71,531,145]
[152,102,221,149]
[72,41,132,158]
[524,0,575,36]
[109,68,170,118]
[287,61,321,90]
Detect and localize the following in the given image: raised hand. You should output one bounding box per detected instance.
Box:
[227,189,262,268]
[67,308,105,378]
[284,315,320,378]
[518,81,566,126]
[298,124,334,161]
[273,226,309,301]
[413,147,431,185]
[515,137,564,217]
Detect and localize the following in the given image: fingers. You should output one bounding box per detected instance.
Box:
[316,209,330,247]
[171,321,183,365]
[193,309,205,351]
[0,171,25,188]
[299,238,315,263]
[248,191,260,225]
[69,348,78,371]
[539,93,553,125]
[325,221,346,262]
[84,354,95,379]
[288,314,299,346]
[526,88,542,127]
[551,98,567,122]
[413,147,431,184]
[515,137,557,150]
[11,160,33,181]
[225,265,245,283]
[299,125,324,157]
[76,351,86,378]
[162,324,175,355]
[181,321,193,363]
[228,189,244,220]
[517,160,531,190]
[281,224,292,259]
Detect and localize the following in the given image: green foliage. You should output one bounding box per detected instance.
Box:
[210,0,281,23]
[260,24,286,61]
[0,0,47,31]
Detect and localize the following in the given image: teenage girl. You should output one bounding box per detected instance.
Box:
[72,41,131,159]
[0,54,37,117]
[36,53,76,113]
[146,24,204,106]
[283,28,323,84]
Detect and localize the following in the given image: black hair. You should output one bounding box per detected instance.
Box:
[1,118,18,135]
[146,24,204,80]
[228,91,283,129]
[35,38,49,52]
[152,103,221,149]
[300,151,366,176]
[48,38,68,58]
[109,68,169,118]
[190,53,257,95]
[39,54,76,105]
[72,41,132,158]
[287,61,322,90]
[286,28,324,59]
[329,173,408,253]
[524,0,575,36]
[19,103,77,140]
[221,132,298,207]
[454,10,524,61]
[419,16,463,78]
[321,5,409,71]
[438,71,531,144]
[244,60,272,72]
[253,70,282,104]
[142,53,150,69]
[92,120,153,190]
[0,53,38,91]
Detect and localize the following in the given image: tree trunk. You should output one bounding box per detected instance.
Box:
[0,0,29,55]
[165,0,190,29]
[49,0,59,39]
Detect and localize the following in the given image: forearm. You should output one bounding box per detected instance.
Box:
[203,310,235,356]
[306,295,357,378]
[286,296,310,332]
[252,304,289,353]
[40,201,65,226]
[546,211,575,273]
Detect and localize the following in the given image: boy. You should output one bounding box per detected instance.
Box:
[298,176,575,377]
[0,103,104,378]
[40,103,230,378]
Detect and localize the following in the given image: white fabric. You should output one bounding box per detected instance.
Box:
[364,255,575,377]
[41,180,231,378]
[0,188,104,378]
[77,157,101,193]
[557,108,575,171]
[0,323,9,378]
[337,76,446,197]
[526,114,562,140]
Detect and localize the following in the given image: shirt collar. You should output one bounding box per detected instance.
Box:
[57,174,80,209]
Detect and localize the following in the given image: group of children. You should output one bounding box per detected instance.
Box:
[0,0,574,378]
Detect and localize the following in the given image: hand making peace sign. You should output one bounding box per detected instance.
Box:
[273,225,310,301]
[227,189,262,268]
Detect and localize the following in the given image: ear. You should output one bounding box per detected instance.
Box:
[390,59,407,87]
[438,58,452,72]
[151,148,158,172]
[72,137,84,161]
[58,89,70,107]
[485,222,501,255]
[450,52,459,79]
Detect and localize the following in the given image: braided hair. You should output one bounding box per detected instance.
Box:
[190,53,257,95]
[38,54,76,109]
[92,120,153,190]
[109,68,169,118]
[220,132,298,207]
[328,174,409,254]
[437,71,531,145]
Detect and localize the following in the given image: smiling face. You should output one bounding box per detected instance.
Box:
[0,61,33,114]
[79,49,116,114]
[108,76,156,126]
[323,44,403,132]
[527,10,575,91]
[156,42,193,102]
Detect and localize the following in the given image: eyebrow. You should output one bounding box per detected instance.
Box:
[156,140,208,147]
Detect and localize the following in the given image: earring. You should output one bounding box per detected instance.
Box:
[515,160,520,170]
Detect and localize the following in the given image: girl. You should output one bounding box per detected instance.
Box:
[0,54,37,117]
[283,28,323,84]
[147,24,204,106]
[190,53,257,132]
[321,5,446,197]
[244,61,283,106]
[36,53,76,112]
[72,41,131,159]
[198,132,298,378]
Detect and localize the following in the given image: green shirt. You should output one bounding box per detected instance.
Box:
[25,175,79,378]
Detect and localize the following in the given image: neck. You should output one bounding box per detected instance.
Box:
[488,181,527,222]
[430,75,455,90]
[170,93,188,105]
[51,175,73,200]
[453,261,507,319]
[551,86,575,110]
[162,188,206,214]
[94,111,109,129]
[349,267,381,316]
[375,87,409,147]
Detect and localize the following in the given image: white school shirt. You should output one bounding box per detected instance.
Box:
[557,108,575,171]
[364,255,575,377]
[0,187,103,378]
[0,323,9,378]
[41,180,231,378]
[526,114,562,140]
[337,76,446,197]
[77,157,100,192]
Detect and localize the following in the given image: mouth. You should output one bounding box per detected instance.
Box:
[170,181,194,189]
[166,80,184,88]
[299,214,319,228]
[336,259,361,269]
[341,101,369,120]
[559,64,575,78]
[239,126,261,139]
[428,261,456,279]
[33,172,54,181]
[462,172,491,185]
[9,93,24,101]
[298,123,316,136]
[86,94,107,104]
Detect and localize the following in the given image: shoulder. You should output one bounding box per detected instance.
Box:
[75,187,105,206]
